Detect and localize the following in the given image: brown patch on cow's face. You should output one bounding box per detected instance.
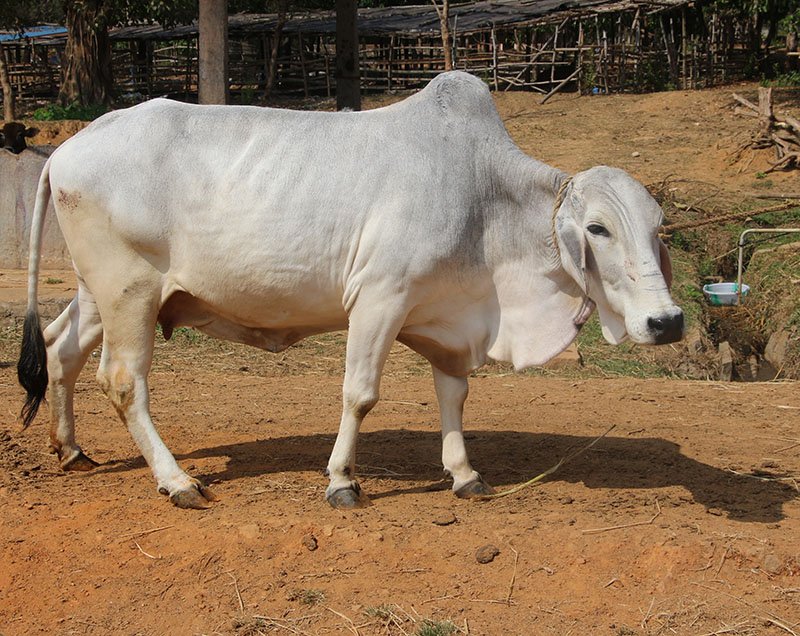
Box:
[57,189,81,212]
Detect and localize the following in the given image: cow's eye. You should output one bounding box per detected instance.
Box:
[587,224,610,237]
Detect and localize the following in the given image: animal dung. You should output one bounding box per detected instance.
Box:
[301,533,318,551]
[475,544,500,564]
[431,512,458,526]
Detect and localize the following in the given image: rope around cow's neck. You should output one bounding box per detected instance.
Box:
[551,175,573,262]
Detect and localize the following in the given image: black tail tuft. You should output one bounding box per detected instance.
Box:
[17,310,48,428]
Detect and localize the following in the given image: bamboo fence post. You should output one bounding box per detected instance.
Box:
[298,32,308,98]
[388,34,395,90]
[491,24,499,91]
[681,8,687,88]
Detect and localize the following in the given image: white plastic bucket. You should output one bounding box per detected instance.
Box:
[702,282,750,306]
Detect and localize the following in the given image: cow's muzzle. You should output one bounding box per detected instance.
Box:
[647,310,684,345]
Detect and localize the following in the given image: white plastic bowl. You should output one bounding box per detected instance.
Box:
[702,282,750,306]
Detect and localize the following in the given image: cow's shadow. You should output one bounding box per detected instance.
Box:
[97,429,797,523]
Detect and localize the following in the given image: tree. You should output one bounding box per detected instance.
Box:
[59,1,113,106]
[198,0,229,104]
[57,0,194,107]
[712,0,798,75]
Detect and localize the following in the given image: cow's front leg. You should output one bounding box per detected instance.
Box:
[432,367,494,498]
[326,300,407,509]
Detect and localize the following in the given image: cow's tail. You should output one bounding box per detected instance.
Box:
[17,159,51,428]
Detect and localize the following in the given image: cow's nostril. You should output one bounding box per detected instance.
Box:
[648,313,684,344]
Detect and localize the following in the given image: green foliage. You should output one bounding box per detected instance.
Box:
[364,605,395,620]
[760,71,800,87]
[287,588,325,606]
[416,619,458,636]
[576,317,669,378]
[0,0,62,30]
[43,277,64,284]
[33,102,108,121]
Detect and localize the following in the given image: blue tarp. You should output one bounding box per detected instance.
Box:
[0,25,67,42]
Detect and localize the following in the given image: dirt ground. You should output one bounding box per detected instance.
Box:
[2,85,800,636]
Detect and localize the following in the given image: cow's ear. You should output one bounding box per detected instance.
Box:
[24,127,39,138]
[658,238,673,290]
[556,215,587,293]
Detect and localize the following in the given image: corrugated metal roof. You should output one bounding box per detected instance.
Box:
[0,25,67,42]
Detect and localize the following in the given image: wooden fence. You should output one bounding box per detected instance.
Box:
[0,2,790,107]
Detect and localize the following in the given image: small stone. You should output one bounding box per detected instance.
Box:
[764,330,790,370]
[302,533,318,551]
[718,341,733,381]
[432,512,457,526]
[631,151,641,157]
[475,544,500,564]
[762,554,782,575]
[560,496,574,505]
[321,524,335,537]
[706,507,724,516]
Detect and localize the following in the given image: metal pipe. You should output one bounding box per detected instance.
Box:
[736,228,800,304]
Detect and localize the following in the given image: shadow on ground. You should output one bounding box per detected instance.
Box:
[94,430,796,523]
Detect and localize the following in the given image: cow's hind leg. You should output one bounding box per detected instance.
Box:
[432,367,494,498]
[96,287,214,509]
[326,300,408,509]
[44,282,103,470]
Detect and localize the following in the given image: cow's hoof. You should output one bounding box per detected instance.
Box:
[326,485,371,509]
[61,450,99,472]
[165,481,216,509]
[455,475,495,499]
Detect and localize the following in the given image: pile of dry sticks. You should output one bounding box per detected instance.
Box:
[733,87,800,173]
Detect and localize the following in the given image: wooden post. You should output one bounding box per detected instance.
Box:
[184,38,192,100]
[336,0,360,110]
[0,44,15,121]
[388,34,395,90]
[298,32,309,98]
[491,24,499,91]
[261,33,270,97]
[198,0,229,104]
[681,8,687,89]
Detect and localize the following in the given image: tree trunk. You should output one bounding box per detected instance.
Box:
[0,44,15,121]
[432,0,452,71]
[198,0,229,105]
[335,0,360,111]
[59,0,114,107]
[263,0,288,102]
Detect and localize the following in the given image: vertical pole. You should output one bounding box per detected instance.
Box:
[298,32,309,98]
[336,0,361,111]
[681,8,687,89]
[388,34,395,90]
[0,44,15,121]
[198,0,229,105]
[491,24,499,91]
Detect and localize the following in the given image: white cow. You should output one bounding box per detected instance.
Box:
[18,71,683,509]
